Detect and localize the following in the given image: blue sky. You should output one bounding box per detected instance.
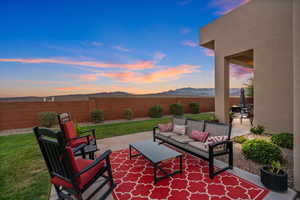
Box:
[0,0,252,97]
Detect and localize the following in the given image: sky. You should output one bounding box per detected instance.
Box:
[0,0,253,97]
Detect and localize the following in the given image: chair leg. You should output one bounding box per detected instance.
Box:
[106,156,115,187]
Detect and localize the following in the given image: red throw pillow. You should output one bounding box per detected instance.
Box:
[158,123,172,132]
[189,130,209,142]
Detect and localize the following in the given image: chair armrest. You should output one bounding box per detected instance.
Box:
[75,150,112,177]
[73,143,87,153]
[79,129,96,139]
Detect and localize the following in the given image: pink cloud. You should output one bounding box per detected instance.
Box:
[230,64,254,78]
[211,0,251,15]
[0,58,155,70]
[100,64,199,84]
[113,45,131,52]
[202,49,215,57]
[16,80,69,85]
[181,40,198,47]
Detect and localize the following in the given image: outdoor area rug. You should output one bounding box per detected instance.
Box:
[110,148,269,200]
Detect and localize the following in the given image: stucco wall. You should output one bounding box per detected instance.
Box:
[200,0,294,132]
[293,0,300,192]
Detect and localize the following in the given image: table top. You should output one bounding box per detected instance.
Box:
[130,140,181,164]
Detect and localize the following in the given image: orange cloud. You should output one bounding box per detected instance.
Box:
[0,58,155,70]
[212,0,251,15]
[101,64,199,83]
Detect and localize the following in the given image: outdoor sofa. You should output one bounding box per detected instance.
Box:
[153,117,233,179]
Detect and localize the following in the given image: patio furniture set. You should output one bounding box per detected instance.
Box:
[34,113,233,199]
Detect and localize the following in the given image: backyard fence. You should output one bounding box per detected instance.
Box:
[0,96,248,131]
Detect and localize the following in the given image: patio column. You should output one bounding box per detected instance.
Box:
[293,0,300,192]
[214,52,230,123]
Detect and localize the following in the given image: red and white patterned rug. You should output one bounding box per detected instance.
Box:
[110,148,269,200]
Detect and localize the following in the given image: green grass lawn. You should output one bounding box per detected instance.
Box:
[0,113,213,200]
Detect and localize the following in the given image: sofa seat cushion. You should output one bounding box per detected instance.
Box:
[188,141,208,152]
[157,132,178,138]
[170,135,194,144]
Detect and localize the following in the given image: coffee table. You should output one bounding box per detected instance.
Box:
[129,140,182,184]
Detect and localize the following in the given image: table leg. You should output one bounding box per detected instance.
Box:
[179,155,183,173]
[129,145,132,160]
[153,163,157,184]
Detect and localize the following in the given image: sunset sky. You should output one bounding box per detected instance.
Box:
[0,0,253,97]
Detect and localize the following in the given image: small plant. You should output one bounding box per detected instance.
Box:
[209,114,219,122]
[148,105,163,118]
[233,135,247,144]
[271,132,293,149]
[90,109,104,123]
[123,108,134,120]
[189,102,200,114]
[38,112,58,127]
[242,139,282,164]
[269,160,283,174]
[229,111,235,124]
[250,125,265,135]
[169,103,184,116]
[74,121,83,133]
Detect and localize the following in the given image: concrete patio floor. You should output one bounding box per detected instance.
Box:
[49,124,297,200]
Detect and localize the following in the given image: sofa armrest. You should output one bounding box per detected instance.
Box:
[208,140,232,155]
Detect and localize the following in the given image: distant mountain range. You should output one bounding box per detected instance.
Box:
[0,88,241,102]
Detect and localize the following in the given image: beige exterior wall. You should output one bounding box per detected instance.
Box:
[200,0,294,132]
[293,0,300,192]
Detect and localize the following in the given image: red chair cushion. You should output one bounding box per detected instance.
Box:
[63,121,78,140]
[51,150,105,189]
[69,137,88,148]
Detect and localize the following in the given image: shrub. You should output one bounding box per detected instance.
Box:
[148,105,163,118]
[169,103,184,116]
[242,139,282,164]
[208,114,219,122]
[123,108,134,120]
[38,112,58,127]
[189,102,200,114]
[271,133,293,149]
[250,125,265,135]
[90,109,104,123]
[74,121,83,133]
[233,135,248,144]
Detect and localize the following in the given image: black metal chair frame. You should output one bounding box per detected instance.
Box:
[57,113,98,159]
[34,127,116,200]
[153,120,233,179]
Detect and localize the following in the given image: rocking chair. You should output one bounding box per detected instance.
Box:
[57,113,98,159]
[34,127,116,200]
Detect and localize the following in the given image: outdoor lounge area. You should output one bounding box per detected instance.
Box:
[0,0,300,199]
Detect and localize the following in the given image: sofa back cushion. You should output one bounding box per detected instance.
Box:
[186,120,205,135]
[189,130,209,142]
[173,125,186,135]
[204,122,231,138]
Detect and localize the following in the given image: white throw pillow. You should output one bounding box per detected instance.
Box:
[173,125,186,135]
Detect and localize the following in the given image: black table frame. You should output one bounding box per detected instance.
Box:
[129,144,182,184]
